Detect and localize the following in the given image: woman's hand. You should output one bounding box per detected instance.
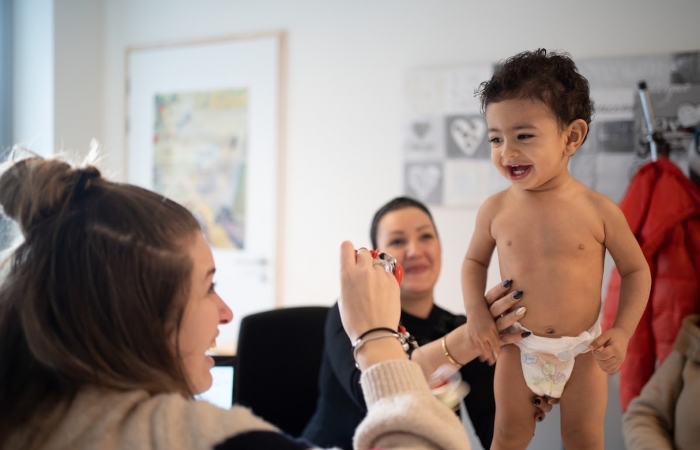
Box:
[337,242,407,370]
[483,281,528,347]
[532,396,559,422]
[338,242,401,341]
[483,281,559,421]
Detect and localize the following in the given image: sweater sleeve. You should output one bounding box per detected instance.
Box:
[354,360,471,450]
[622,350,684,450]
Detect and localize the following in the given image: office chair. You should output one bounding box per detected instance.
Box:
[234,306,329,437]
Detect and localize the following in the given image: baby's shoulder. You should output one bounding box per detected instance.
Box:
[481,190,509,212]
[577,186,620,216]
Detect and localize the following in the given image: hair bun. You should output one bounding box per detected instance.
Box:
[0,156,101,234]
[74,166,102,200]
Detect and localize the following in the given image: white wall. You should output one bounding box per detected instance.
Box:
[13,0,104,159]
[54,0,105,159]
[100,0,700,316]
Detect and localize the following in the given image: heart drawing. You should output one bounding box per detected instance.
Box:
[412,122,430,139]
[677,102,700,128]
[450,117,487,157]
[407,165,441,201]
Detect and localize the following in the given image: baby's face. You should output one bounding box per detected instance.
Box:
[485,99,572,192]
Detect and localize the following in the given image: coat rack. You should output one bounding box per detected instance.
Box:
[637,80,672,161]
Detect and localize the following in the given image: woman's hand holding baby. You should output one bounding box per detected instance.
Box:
[484,282,528,346]
[466,282,526,365]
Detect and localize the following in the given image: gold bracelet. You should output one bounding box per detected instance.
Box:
[441,334,465,367]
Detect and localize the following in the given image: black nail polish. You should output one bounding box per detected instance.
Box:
[512,290,523,299]
[502,279,513,288]
[521,331,531,338]
[533,398,541,406]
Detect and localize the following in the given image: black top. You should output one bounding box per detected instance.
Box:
[301,302,496,450]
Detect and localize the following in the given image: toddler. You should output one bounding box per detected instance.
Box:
[461,49,651,450]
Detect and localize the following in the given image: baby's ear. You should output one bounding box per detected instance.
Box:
[563,119,588,156]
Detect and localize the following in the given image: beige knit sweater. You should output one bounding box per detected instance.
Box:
[6,360,470,450]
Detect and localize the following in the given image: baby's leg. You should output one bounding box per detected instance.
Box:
[492,345,537,450]
[559,351,606,450]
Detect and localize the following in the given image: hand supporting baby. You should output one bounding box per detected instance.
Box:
[466,307,503,365]
[465,284,525,366]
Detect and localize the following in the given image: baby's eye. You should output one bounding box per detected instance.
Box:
[208,282,217,294]
[517,134,534,140]
[489,136,502,144]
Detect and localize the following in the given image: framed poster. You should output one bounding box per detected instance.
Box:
[125,32,286,354]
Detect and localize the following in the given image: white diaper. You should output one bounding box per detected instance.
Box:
[508,319,601,398]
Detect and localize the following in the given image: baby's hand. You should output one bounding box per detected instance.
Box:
[588,327,630,373]
[465,308,501,365]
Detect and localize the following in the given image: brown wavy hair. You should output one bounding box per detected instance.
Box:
[476,48,595,143]
[0,153,201,448]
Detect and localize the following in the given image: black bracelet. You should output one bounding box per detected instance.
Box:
[356,327,398,341]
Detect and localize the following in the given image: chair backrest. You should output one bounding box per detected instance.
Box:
[234,306,329,437]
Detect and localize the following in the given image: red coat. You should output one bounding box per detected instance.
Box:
[603,158,700,411]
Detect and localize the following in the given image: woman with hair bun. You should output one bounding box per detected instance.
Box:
[0,152,489,450]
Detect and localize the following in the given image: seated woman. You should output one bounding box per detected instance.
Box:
[0,155,476,449]
[623,313,700,450]
[303,197,554,450]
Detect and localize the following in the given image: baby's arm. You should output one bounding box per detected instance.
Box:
[589,197,651,373]
[461,198,500,365]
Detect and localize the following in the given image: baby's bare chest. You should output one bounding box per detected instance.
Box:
[492,202,605,258]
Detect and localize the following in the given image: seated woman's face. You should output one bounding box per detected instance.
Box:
[375,207,441,298]
[178,232,233,394]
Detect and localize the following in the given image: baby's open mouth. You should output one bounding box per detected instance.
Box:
[508,165,532,178]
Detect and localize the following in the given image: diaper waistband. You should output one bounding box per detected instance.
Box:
[510,319,602,361]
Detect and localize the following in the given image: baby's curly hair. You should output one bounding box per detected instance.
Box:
[476,49,594,142]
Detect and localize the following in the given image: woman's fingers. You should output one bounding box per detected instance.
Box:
[495,305,526,332]
[533,396,554,413]
[489,290,523,318]
[498,331,522,346]
[532,396,557,422]
[496,306,527,346]
[339,241,356,273]
[484,280,512,307]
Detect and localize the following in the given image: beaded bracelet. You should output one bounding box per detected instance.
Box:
[441,335,465,367]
